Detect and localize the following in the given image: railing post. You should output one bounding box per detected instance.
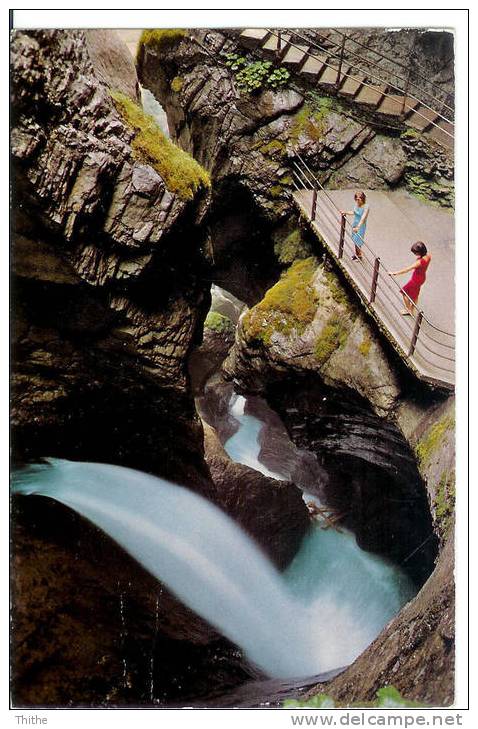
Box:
[311,188,317,221]
[408,310,423,357]
[338,213,346,258]
[401,33,416,118]
[401,65,412,118]
[336,34,346,89]
[369,257,380,302]
[277,30,282,55]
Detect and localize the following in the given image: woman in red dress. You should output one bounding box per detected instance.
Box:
[389,241,431,316]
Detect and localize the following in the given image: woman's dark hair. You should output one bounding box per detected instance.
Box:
[411,241,428,256]
[354,191,366,204]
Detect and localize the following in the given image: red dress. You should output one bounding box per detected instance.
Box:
[402,255,431,302]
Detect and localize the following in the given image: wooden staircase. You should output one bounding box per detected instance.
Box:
[236,29,453,150]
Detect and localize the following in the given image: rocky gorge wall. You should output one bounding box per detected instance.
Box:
[11,25,456,708]
[10,29,311,707]
[137,29,455,704]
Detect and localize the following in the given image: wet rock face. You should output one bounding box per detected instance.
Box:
[11,29,211,486]
[203,423,311,570]
[265,376,438,586]
[224,259,402,417]
[11,29,220,708]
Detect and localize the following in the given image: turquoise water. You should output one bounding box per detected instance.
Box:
[224,394,284,479]
[12,456,415,679]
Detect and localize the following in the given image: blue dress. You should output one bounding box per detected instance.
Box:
[352,205,367,247]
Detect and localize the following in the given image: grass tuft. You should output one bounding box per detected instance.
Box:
[111,90,210,201]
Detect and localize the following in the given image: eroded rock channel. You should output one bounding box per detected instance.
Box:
[11,28,455,708]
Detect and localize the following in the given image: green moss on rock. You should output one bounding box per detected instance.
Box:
[111,91,210,201]
[290,95,334,143]
[274,228,313,265]
[204,311,234,335]
[359,334,372,357]
[243,257,319,345]
[170,76,184,93]
[415,414,455,466]
[259,139,286,157]
[138,29,186,60]
[433,470,455,539]
[269,184,284,198]
[314,315,348,364]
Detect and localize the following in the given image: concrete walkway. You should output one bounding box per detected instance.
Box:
[293,188,455,388]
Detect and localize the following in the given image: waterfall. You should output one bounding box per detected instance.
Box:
[12,458,415,679]
[225,394,286,480]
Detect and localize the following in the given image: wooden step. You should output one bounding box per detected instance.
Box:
[337,74,364,98]
[281,43,310,68]
[261,32,291,59]
[376,94,405,117]
[317,62,343,87]
[427,120,454,149]
[239,29,270,49]
[334,63,352,88]
[405,104,440,131]
[400,95,421,119]
[355,83,387,108]
[299,53,328,80]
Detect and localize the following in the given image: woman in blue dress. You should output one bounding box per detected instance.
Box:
[340,191,370,261]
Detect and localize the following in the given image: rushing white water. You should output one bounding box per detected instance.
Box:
[12,457,415,679]
[225,394,286,480]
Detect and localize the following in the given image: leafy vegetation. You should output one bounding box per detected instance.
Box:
[284,685,427,709]
[204,311,234,335]
[243,257,319,345]
[111,91,210,201]
[225,53,290,93]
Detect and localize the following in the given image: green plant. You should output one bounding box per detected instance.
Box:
[267,67,290,89]
[225,54,290,93]
[236,60,273,92]
[284,685,427,709]
[204,311,234,335]
[224,52,248,71]
[111,91,210,201]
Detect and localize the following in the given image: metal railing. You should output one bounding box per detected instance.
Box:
[191,30,455,386]
[291,156,455,385]
[263,28,454,143]
[295,28,454,120]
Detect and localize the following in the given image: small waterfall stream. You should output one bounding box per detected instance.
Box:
[12,455,415,681]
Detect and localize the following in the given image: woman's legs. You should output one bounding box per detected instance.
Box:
[401,293,415,315]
